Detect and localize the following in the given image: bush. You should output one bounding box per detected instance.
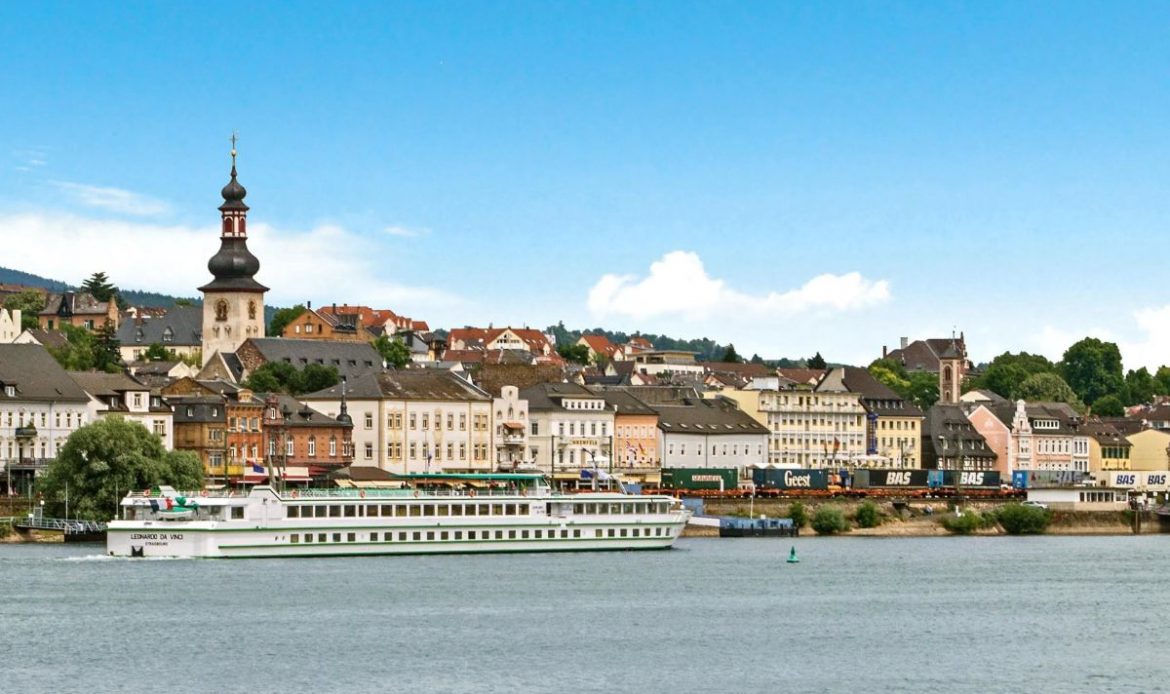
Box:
[0,519,11,539]
[811,506,849,535]
[996,503,1050,535]
[941,511,983,535]
[787,501,808,529]
[854,501,882,529]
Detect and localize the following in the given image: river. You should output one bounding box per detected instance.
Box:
[2,536,1167,693]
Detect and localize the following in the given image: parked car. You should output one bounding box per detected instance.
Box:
[1022,500,1048,510]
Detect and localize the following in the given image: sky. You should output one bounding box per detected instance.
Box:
[2,1,1169,369]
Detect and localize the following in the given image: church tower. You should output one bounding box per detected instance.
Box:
[938,333,965,403]
[199,141,268,365]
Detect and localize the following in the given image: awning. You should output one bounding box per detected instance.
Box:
[502,422,524,430]
[278,466,312,483]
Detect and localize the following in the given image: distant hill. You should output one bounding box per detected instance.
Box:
[545,321,807,366]
[0,267,70,291]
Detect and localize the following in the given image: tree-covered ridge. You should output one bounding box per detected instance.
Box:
[545,321,808,366]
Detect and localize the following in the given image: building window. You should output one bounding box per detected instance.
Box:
[248,300,257,320]
[364,413,373,429]
[215,300,228,322]
[329,437,337,456]
[364,443,373,460]
[286,439,294,456]
[308,436,316,457]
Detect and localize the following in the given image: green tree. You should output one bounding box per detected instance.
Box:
[1060,338,1125,406]
[48,324,98,371]
[40,418,204,521]
[869,359,912,395]
[905,371,940,411]
[294,363,341,395]
[142,343,176,361]
[372,334,411,369]
[1124,367,1157,406]
[750,354,765,365]
[243,361,299,393]
[854,501,882,529]
[720,344,743,363]
[1156,366,1170,396]
[996,503,1050,535]
[94,322,122,372]
[268,304,306,336]
[81,271,119,305]
[557,343,591,365]
[786,501,809,529]
[807,352,827,369]
[811,506,849,534]
[965,352,1056,399]
[1017,372,1084,410]
[2,289,45,330]
[1091,394,1125,417]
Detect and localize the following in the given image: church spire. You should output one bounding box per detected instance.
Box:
[199,136,267,293]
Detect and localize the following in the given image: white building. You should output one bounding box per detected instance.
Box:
[69,371,174,450]
[757,368,868,468]
[492,385,529,469]
[0,308,21,343]
[0,344,92,494]
[520,383,615,476]
[302,370,493,473]
[655,398,769,469]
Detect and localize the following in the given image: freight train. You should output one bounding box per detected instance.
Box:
[646,467,1021,499]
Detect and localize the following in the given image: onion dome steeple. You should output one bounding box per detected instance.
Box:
[198,136,269,293]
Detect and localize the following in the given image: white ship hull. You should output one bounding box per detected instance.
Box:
[107,484,691,559]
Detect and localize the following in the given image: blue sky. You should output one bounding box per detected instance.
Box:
[2,2,1169,368]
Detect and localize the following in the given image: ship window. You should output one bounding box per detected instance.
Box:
[423,505,435,517]
[291,534,300,543]
[303,534,313,543]
[454,531,462,540]
[369,532,378,542]
[437,505,449,517]
[504,504,516,516]
[573,529,581,538]
[607,529,616,538]
[412,532,421,541]
[426,531,434,541]
[347,533,355,542]
[318,533,327,543]
[508,530,517,539]
[365,505,377,516]
[574,504,584,514]
[232,507,244,519]
[314,506,327,518]
[408,505,420,517]
[329,506,341,518]
[620,529,628,537]
[344,505,356,517]
[288,506,300,518]
[398,532,407,542]
[491,504,504,516]
[440,531,449,541]
[495,531,503,539]
[560,530,568,539]
[521,530,530,539]
[379,505,390,517]
[450,505,463,517]
[332,533,341,543]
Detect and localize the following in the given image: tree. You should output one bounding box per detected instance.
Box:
[868,359,938,411]
[2,289,45,330]
[294,363,340,395]
[720,344,743,364]
[142,343,176,362]
[854,501,882,528]
[372,334,411,369]
[268,304,306,336]
[996,503,1050,535]
[557,343,591,365]
[81,271,119,305]
[1124,367,1157,406]
[905,372,940,411]
[807,352,827,369]
[94,322,122,372]
[1060,338,1124,406]
[1017,372,1084,410]
[48,324,101,371]
[1156,367,1170,397]
[243,361,299,394]
[964,352,1056,400]
[750,354,765,365]
[40,418,204,521]
[1091,394,1125,417]
[811,506,849,534]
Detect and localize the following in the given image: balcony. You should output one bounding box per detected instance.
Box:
[501,434,525,445]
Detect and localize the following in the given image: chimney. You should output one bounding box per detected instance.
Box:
[307,300,311,309]
[900,337,908,350]
[882,345,887,359]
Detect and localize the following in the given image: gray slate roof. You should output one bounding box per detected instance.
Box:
[0,344,90,402]
[303,370,489,402]
[246,338,382,380]
[654,399,769,436]
[117,306,202,347]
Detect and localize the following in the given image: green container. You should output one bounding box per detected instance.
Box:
[661,467,738,491]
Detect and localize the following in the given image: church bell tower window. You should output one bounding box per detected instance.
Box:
[216,300,229,322]
[248,300,257,320]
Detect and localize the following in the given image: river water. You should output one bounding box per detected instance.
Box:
[2,536,1167,693]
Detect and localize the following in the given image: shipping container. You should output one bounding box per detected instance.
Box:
[928,470,946,489]
[1013,470,1086,489]
[855,470,931,489]
[942,470,1002,488]
[1107,471,1170,491]
[751,468,829,490]
[660,467,738,491]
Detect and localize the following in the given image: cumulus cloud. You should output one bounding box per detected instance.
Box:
[588,250,890,320]
[383,225,430,238]
[0,211,460,311]
[50,181,170,216]
[1122,305,1170,371]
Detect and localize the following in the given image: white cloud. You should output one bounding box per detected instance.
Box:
[383,225,430,238]
[50,181,170,216]
[588,250,890,320]
[0,211,461,312]
[1122,304,1170,371]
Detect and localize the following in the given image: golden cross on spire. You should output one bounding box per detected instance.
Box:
[230,131,239,167]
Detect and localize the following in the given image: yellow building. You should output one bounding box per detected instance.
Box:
[1126,429,1170,471]
[1082,420,1131,472]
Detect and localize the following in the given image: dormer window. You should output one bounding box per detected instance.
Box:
[162,328,173,343]
[135,329,144,343]
[4,385,13,397]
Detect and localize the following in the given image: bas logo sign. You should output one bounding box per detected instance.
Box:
[960,472,985,486]
[886,472,912,485]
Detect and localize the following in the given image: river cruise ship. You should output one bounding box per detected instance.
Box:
[107,473,691,558]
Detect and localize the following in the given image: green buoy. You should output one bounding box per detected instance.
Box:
[787,546,799,564]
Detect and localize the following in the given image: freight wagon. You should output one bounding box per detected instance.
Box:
[659,467,739,492]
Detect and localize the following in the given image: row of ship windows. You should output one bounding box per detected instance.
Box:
[288,526,672,544]
[286,501,670,519]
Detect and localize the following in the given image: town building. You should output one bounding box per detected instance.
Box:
[576,334,624,363]
[922,404,997,471]
[756,368,867,468]
[0,308,21,343]
[301,370,493,473]
[520,382,614,479]
[840,367,925,468]
[592,387,660,478]
[262,393,353,482]
[317,304,430,336]
[38,291,119,332]
[644,391,768,470]
[116,305,202,363]
[68,371,173,450]
[0,344,91,494]
[1125,429,1170,471]
[170,396,228,481]
[225,388,265,481]
[447,326,556,358]
[199,150,268,366]
[200,337,383,384]
[491,385,529,470]
[965,400,1089,475]
[630,350,705,378]
[282,305,370,342]
[1080,419,1132,473]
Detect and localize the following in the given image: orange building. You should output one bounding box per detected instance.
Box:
[595,389,660,476]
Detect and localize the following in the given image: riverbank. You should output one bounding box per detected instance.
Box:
[688,498,1162,537]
